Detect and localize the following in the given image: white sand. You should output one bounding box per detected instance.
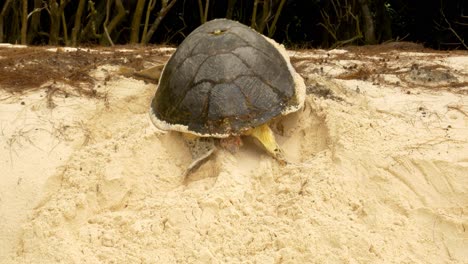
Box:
[0,47,467,263]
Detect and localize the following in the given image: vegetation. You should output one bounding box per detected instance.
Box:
[0,0,466,49]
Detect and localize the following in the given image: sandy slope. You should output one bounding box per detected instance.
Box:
[0,46,467,263]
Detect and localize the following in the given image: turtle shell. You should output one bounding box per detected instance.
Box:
[150,19,305,137]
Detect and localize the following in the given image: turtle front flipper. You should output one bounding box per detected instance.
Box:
[248,124,287,165]
[182,134,216,177]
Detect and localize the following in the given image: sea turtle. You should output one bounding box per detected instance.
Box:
[149,19,305,175]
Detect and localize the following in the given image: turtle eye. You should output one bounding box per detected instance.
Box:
[212,29,227,35]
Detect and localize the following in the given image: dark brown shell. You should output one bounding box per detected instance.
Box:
[150,19,301,136]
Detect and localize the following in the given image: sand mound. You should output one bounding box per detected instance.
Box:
[0,46,467,263]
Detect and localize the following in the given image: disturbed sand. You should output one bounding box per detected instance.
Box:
[0,44,467,263]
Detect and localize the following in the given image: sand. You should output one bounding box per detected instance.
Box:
[0,45,467,263]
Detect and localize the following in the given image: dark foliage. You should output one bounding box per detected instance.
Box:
[0,0,466,49]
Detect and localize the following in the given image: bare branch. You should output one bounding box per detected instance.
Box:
[103,0,114,46]
[105,0,125,36]
[27,5,47,20]
[226,0,236,19]
[358,0,376,44]
[61,12,68,45]
[48,0,70,45]
[268,0,286,37]
[197,0,204,24]
[21,0,28,44]
[142,0,177,44]
[257,0,270,33]
[71,0,86,46]
[203,0,209,23]
[251,0,259,29]
[197,0,208,24]
[130,0,146,44]
[440,8,467,49]
[142,0,157,39]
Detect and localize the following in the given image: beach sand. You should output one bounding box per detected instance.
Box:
[0,44,467,263]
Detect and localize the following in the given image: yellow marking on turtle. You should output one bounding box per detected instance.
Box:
[182,132,198,140]
[246,123,287,165]
[212,29,226,35]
